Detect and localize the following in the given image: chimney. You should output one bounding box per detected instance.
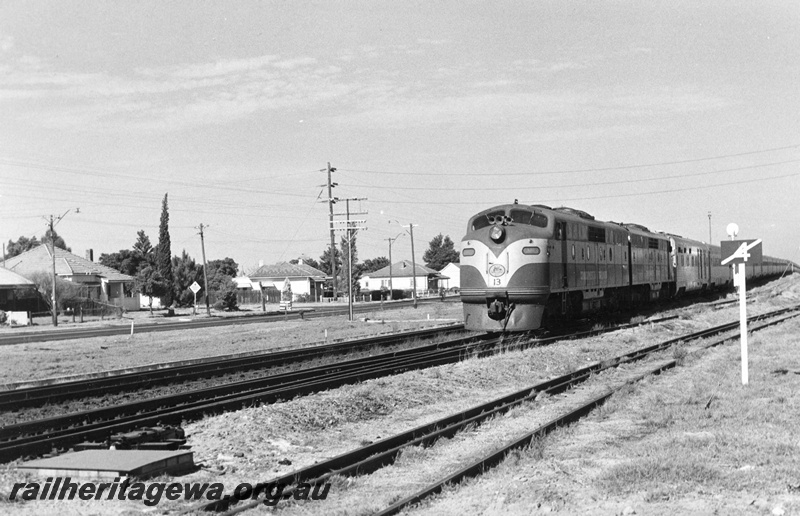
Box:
[86,249,94,262]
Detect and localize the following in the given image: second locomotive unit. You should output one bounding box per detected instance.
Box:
[459,202,788,332]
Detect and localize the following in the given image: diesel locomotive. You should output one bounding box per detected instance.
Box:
[459,202,790,332]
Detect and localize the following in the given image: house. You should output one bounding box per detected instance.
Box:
[439,262,461,290]
[248,261,327,302]
[2,245,138,311]
[359,260,449,294]
[0,266,48,313]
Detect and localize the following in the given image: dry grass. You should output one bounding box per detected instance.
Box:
[0,304,464,385]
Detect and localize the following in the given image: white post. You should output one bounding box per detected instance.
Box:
[738,262,748,385]
[130,319,135,338]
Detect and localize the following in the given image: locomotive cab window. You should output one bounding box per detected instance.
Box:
[471,210,505,231]
[510,209,549,228]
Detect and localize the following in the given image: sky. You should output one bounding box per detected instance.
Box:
[1,1,799,272]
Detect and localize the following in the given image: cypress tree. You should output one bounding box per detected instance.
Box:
[156,193,174,307]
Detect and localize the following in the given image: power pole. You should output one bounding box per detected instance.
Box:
[408,223,418,309]
[708,211,712,244]
[43,209,74,327]
[387,233,403,299]
[197,223,211,316]
[325,163,338,301]
[333,197,367,320]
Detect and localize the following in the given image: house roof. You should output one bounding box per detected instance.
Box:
[366,260,445,279]
[0,267,36,288]
[249,261,327,280]
[2,245,133,282]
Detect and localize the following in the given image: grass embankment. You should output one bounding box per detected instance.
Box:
[412,308,800,515]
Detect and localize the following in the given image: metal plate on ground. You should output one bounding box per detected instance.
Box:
[18,449,194,479]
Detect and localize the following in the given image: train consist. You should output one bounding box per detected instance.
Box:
[459,202,791,332]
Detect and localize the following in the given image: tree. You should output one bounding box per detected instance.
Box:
[98,249,140,276]
[205,258,239,311]
[133,230,154,263]
[318,245,341,277]
[359,257,390,274]
[155,193,173,307]
[207,257,239,278]
[423,234,459,271]
[28,271,84,310]
[4,235,40,259]
[172,250,202,307]
[42,228,71,252]
[134,265,169,314]
[339,234,361,296]
[98,229,155,277]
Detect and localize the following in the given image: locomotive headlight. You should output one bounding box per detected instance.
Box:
[489,225,505,243]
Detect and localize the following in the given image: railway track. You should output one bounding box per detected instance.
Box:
[0,297,447,346]
[182,304,800,515]
[0,316,672,464]
[0,324,465,410]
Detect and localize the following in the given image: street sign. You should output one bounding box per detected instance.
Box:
[721,239,762,266]
[189,281,202,294]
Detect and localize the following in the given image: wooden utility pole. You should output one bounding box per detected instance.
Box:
[198,223,211,316]
[408,223,418,309]
[326,163,338,301]
[387,233,403,299]
[43,209,74,327]
[333,198,367,320]
[49,215,58,327]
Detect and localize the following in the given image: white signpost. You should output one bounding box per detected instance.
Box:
[189,281,202,315]
[720,223,762,386]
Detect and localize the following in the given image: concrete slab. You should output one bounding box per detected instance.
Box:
[18,449,194,480]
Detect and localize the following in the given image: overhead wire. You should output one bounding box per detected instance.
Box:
[337,143,800,177]
[337,159,800,192]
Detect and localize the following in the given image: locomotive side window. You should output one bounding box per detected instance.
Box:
[462,248,475,256]
[588,226,605,243]
[555,221,566,240]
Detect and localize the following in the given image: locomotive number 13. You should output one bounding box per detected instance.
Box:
[492,278,502,285]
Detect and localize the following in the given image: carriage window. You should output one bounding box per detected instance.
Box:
[609,248,613,261]
[571,244,575,259]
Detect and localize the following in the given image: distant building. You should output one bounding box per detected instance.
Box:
[248,261,327,302]
[2,245,138,311]
[359,260,448,294]
[0,266,48,313]
[439,262,461,290]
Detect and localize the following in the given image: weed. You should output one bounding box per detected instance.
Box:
[671,342,688,364]
[394,445,427,465]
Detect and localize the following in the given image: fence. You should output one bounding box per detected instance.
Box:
[29,298,123,325]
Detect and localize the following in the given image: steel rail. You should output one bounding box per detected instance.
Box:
[193,305,800,515]
[0,298,448,346]
[0,334,499,462]
[0,324,464,410]
[0,315,677,463]
[374,307,800,516]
